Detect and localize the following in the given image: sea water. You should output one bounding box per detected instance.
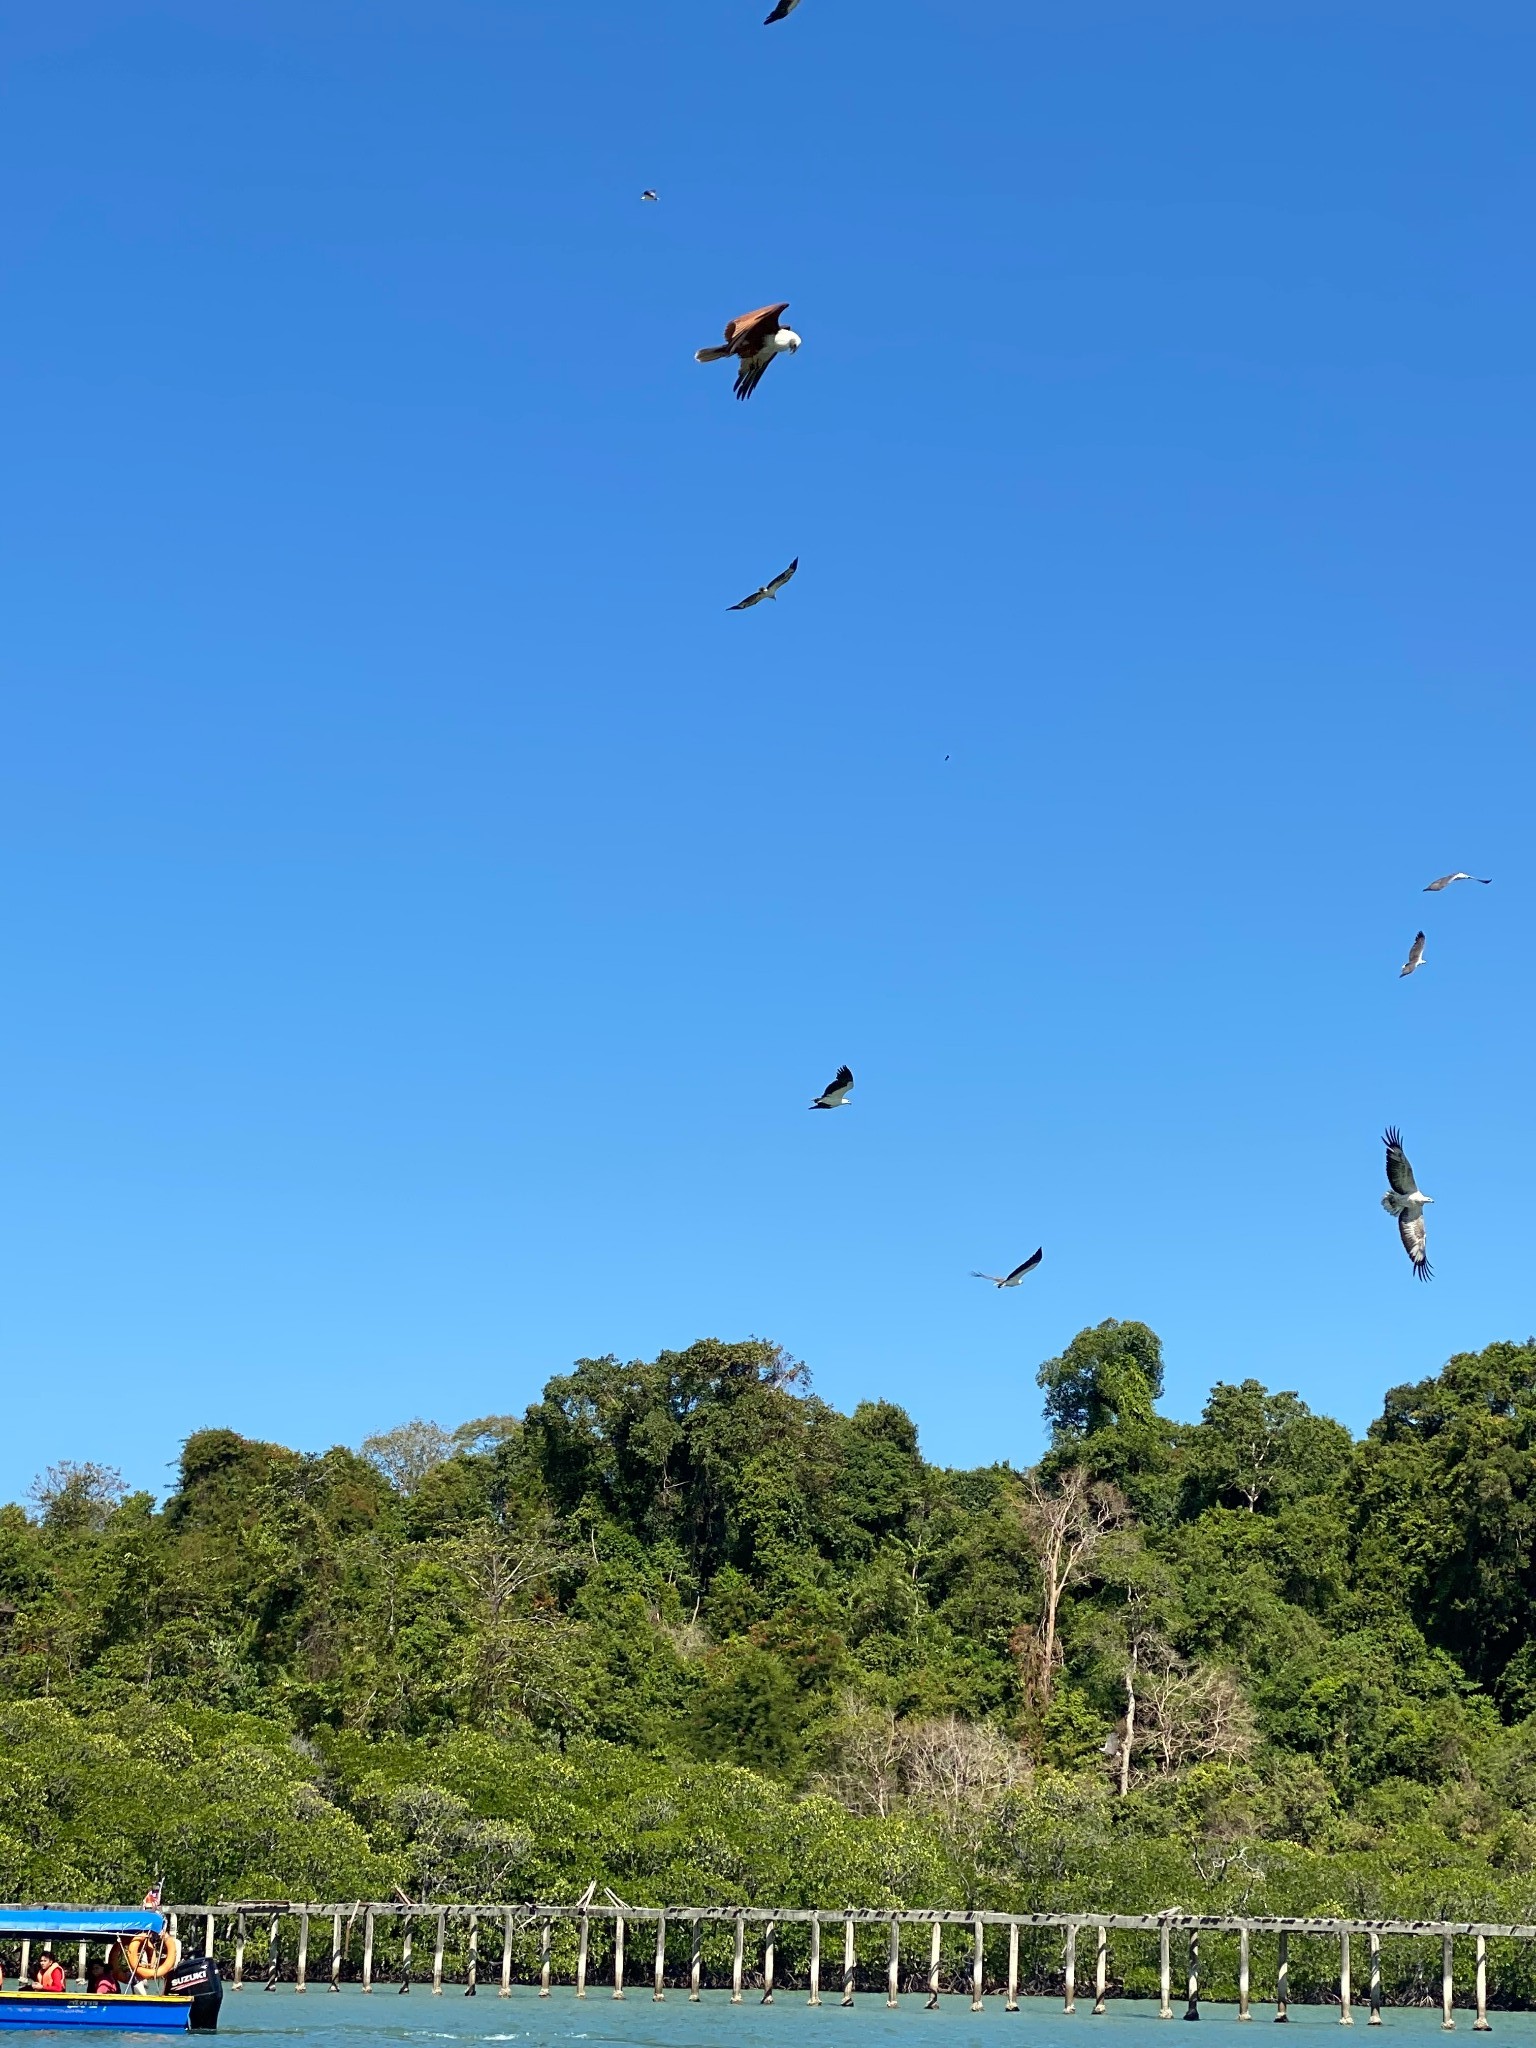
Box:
[204,1989,1536,2048]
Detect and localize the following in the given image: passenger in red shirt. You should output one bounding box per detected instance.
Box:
[32,1950,66,1992]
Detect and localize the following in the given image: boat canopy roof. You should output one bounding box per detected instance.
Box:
[0,1910,166,1939]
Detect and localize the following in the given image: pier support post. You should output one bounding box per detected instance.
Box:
[205,1915,216,1964]
[1276,1933,1290,2022]
[1064,1922,1078,2014]
[233,1916,246,1992]
[1443,1936,1455,2030]
[690,1918,703,2002]
[267,1914,281,1991]
[973,1915,985,2012]
[1340,1932,1353,2025]
[928,1922,942,2010]
[1240,1929,1251,2021]
[843,1914,856,2006]
[432,1911,446,1998]
[612,1914,624,2000]
[888,1919,901,2008]
[1184,1931,1200,2021]
[19,1943,30,1986]
[1160,1924,1173,2019]
[296,1914,310,1992]
[540,1920,551,1998]
[1094,1925,1108,2015]
[329,1910,342,1993]
[1474,1935,1490,2032]
[501,1912,513,1999]
[809,1916,822,2006]
[77,1942,88,1990]
[763,1921,776,2005]
[1368,1933,1382,2026]
[364,1909,376,1994]
[731,1913,745,2004]
[466,1914,479,1998]
[1007,1922,1020,2013]
[400,1919,413,1995]
[576,1912,589,2000]
[654,1912,666,2001]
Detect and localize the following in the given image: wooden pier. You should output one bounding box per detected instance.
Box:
[52,1904,1533,2022]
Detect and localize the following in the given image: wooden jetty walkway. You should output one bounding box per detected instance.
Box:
[62,1903,1536,2024]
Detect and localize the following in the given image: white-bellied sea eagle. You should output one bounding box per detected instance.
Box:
[729,559,799,610]
[1382,1126,1433,1281]
[810,1064,854,1110]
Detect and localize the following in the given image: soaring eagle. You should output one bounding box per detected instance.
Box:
[729,558,798,610]
[1423,872,1491,892]
[1381,1127,1433,1281]
[970,1249,1044,1288]
[1399,931,1426,978]
[810,1064,853,1110]
[764,0,803,18]
[695,303,802,400]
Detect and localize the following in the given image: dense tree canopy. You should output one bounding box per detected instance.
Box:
[6,1330,1536,1949]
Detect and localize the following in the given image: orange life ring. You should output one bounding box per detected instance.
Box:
[124,1933,181,1982]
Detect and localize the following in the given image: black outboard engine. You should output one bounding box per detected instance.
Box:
[168,1955,223,2032]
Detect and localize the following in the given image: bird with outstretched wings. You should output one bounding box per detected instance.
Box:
[971,1249,1044,1288]
[764,0,803,18]
[1381,1127,1433,1281]
[810,1064,854,1110]
[1423,872,1491,891]
[1399,931,1426,977]
[729,558,799,610]
[695,303,802,400]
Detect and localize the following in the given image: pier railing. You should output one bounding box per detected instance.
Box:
[16,1904,1534,2023]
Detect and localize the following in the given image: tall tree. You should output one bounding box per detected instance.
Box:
[1014,1466,1129,1725]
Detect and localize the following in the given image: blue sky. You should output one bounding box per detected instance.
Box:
[1,0,1532,1507]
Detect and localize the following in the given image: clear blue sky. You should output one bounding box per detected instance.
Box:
[2,0,1532,1507]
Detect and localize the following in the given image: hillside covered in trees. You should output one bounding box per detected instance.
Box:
[7,1326,1536,1954]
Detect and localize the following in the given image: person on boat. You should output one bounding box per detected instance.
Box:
[32,1949,66,1991]
[105,1941,132,1988]
[90,1955,121,1993]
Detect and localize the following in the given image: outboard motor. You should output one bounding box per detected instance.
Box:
[168,1955,223,2032]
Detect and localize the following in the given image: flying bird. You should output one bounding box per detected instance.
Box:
[764,0,803,18]
[1399,931,1426,978]
[810,1064,854,1110]
[971,1249,1044,1288]
[1381,1127,1433,1281]
[695,303,802,400]
[641,190,658,202]
[1423,872,1491,892]
[729,558,799,610]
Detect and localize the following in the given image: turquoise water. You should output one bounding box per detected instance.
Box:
[201,1989,1535,2048]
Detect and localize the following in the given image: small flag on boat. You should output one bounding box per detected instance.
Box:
[143,1880,164,1907]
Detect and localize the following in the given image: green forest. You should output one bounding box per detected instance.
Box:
[7,1324,1536,1981]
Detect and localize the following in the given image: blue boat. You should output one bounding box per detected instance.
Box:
[0,1913,222,2032]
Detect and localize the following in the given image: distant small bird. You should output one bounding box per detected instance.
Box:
[695,302,802,401]
[1381,1127,1433,1281]
[729,558,799,610]
[810,1064,854,1110]
[970,1249,1044,1288]
[1399,931,1426,977]
[641,190,658,202]
[764,0,803,18]
[1423,872,1491,892]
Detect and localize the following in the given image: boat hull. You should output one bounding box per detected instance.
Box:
[0,1993,193,2032]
